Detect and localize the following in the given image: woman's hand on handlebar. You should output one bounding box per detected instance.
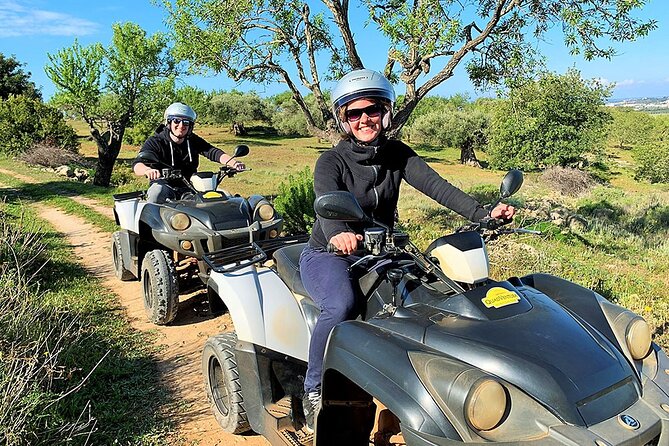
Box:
[145,168,161,180]
[491,203,515,220]
[328,232,363,255]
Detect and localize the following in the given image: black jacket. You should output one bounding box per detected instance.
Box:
[309,137,488,248]
[133,124,225,180]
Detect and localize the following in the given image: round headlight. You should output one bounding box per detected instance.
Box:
[257,203,275,221]
[170,213,191,231]
[626,317,652,360]
[465,378,507,431]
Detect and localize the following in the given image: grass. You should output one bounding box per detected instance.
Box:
[0,202,174,445]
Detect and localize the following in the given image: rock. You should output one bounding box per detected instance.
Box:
[74,168,89,182]
[55,165,74,177]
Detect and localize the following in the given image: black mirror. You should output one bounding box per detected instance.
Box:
[314,191,368,222]
[233,144,249,158]
[500,169,523,199]
[136,151,165,168]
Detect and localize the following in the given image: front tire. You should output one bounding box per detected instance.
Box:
[111,231,135,281]
[202,333,251,434]
[141,249,179,325]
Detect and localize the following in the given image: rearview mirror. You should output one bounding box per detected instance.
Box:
[500,169,523,199]
[314,191,368,222]
[233,144,250,158]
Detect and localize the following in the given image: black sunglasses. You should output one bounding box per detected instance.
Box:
[170,118,192,127]
[345,104,383,122]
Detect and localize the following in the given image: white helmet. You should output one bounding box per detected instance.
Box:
[164,102,197,123]
[331,69,395,134]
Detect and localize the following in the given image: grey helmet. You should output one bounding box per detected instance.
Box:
[164,102,197,123]
[331,69,395,134]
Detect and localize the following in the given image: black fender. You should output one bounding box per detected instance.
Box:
[320,320,461,442]
[116,229,140,277]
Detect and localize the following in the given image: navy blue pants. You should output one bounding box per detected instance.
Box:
[299,245,363,393]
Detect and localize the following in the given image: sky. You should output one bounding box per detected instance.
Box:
[0,0,667,102]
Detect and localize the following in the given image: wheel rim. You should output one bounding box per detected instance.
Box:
[113,241,121,274]
[143,271,155,309]
[209,356,230,417]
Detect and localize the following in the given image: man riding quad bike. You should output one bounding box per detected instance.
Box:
[199,171,669,446]
[111,110,284,325]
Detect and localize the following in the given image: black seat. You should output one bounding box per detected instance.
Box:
[273,243,310,298]
[273,243,319,334]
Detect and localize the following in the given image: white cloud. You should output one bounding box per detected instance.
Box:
[0,1,99,37]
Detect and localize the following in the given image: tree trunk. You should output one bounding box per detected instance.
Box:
[92,123,125,187]
[460,138,481,168]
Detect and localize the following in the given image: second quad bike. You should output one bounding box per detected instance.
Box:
[111,144,284,325]
[200,170,669,445]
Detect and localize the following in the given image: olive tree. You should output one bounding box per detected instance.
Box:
[46,22,176,186]
[487,69,611,170]
[161,0,655,143]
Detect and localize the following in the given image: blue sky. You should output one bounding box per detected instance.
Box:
[0,0,667,101]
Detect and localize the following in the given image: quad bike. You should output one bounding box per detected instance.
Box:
[200,170,669,445]
[111,144,284,325]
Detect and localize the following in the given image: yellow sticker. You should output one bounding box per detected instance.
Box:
[203,191,223,199]
[482,287,520,309]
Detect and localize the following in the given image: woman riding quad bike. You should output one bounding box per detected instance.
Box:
[199,170,669,445]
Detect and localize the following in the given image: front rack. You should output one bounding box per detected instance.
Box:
[203,234,309,273]
[203,243,267,273]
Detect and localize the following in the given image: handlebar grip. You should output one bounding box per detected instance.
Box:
[326,243,338,254]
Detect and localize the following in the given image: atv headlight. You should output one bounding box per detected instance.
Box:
[170,213,191,231]
[465,378,508,431]
[626,317,651,360]
[256,203,275,221]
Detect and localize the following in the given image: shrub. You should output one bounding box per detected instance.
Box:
[274,167,316,234]
[466,184,499,205]
[110,161,136,187]
[541,166,595,196]
[18,142,88,168]
[633,142,669,183]
[0,95,79,156]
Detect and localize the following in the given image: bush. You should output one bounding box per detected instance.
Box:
[18,142,88,168]
[110,161,136,187]
[541,166,595,196]
[274,167,316,234]
[633,142,669,183]
[466,184,499,205]
[0,95,79,156]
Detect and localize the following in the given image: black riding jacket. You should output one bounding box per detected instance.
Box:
[133,124,225,180]
[308,137,488,249]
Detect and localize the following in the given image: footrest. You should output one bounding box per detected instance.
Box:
[203,242,266,273]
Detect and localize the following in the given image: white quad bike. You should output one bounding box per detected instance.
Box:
[111,144,284,325]
[201,170,669,446]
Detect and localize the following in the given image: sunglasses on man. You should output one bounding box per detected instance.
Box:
[345,104,383,122]
[169,118,192,127]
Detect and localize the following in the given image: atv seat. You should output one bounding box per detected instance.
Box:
[273,243,319,335]
[273,243,310,298]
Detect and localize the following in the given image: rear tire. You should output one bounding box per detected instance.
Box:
[202,332,251,434]
[111,231,135,281]
[141,249,179,325]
